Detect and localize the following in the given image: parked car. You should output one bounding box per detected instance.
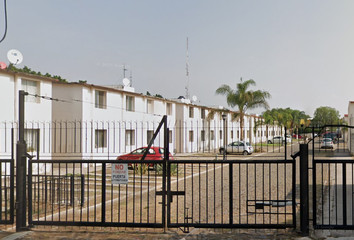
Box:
[268,136,291,144]
[292,134,303,139]
[321,138,334,149]
[322,132,337,143]
[116,146,174,169]
[219,141,253,155]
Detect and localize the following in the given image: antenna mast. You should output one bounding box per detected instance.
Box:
[185,37,190,99]
[129,70,133,87]
[123,65,127,78]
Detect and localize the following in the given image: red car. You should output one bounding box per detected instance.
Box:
[116,146,174,169]
[292,134,303,139]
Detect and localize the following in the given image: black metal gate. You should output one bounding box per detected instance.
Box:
[0,158,14,224]
[25,115,297,232]
[311,125,354,230]
[166,159,296,231]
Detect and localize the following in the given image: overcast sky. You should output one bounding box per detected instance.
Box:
[1,0,353,117]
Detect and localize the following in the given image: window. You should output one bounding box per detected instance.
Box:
[95,130,107,148]
[21,80,39,103]
[189,107,194,118]
[237,130,239,139]
[126,96,135,111]
[25,129,39,151]
[147,130,154,144]
[210,130,214,140]
[201,109,205,119]
[147,99,154,113]
[247,130,249,138]
[125,130,135,146]
[95,90,106,109]
[231,130,234,139]
[201,130,205,141]
[189,130,194,142]
[169,130,173,143]
[219,130,222,139]
[166,103,172,115]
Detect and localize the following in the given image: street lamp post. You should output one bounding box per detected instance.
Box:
[222,114,227,160]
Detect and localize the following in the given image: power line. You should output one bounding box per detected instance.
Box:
[0,0,7,43]
[28,93,72,103]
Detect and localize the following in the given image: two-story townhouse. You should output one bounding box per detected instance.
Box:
[174,98,223,153]
[0,69,57,159]
[52,81,176,159]
[0,68,284,159]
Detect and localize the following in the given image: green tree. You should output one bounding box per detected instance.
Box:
[262,108,310,136]
[312,106,340,126]
[215,78,271,140]
[154,94,163,98]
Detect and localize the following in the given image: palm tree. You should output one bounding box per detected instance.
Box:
[215,78,271,140]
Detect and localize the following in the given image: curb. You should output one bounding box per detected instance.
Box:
[2,231,31,240]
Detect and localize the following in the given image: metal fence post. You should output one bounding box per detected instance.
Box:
[300,144,309,236]
[16,90,28,231]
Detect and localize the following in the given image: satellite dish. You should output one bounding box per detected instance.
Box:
[192,95,197,102]
[7,49,23,65]
[0,62,7,69]
[122,78,130,87]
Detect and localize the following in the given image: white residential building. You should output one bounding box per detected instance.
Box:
[348,102,354,155]
[52,81,177,159]
[0,69,56,159]
[0,69,285,161]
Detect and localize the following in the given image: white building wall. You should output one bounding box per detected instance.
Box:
[0,71,55,171]
[52,83,177,159]
[348,102,354,155]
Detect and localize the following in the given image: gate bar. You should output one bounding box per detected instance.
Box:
[300,144,309,236]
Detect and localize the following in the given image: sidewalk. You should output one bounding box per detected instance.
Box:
[2,229,300,240]
[2,229,354,240]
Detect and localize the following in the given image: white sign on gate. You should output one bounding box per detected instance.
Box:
[111,163,128,184]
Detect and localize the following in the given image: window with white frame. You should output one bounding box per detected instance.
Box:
[95,90,106,109]
[201,108,205,119]
[201,130,205,141]
[169,130,172,143]
[95,129,107,148]
[231,130,234,139]
[125,130,135,146]
[166,103,172,115]
[189,130,194,142]
[219,130,222,139]
[126,96,135,112]
[147,130,154,144]
[147,99,154,113]
[210,130,214,140]
[189,107,194,118]
[21,79,39,103]
[25,129,39,152]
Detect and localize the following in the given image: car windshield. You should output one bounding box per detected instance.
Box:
[323,138,332,142]
[132,148,155,154]
[158,149,165,154]
[246,142,251,146]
